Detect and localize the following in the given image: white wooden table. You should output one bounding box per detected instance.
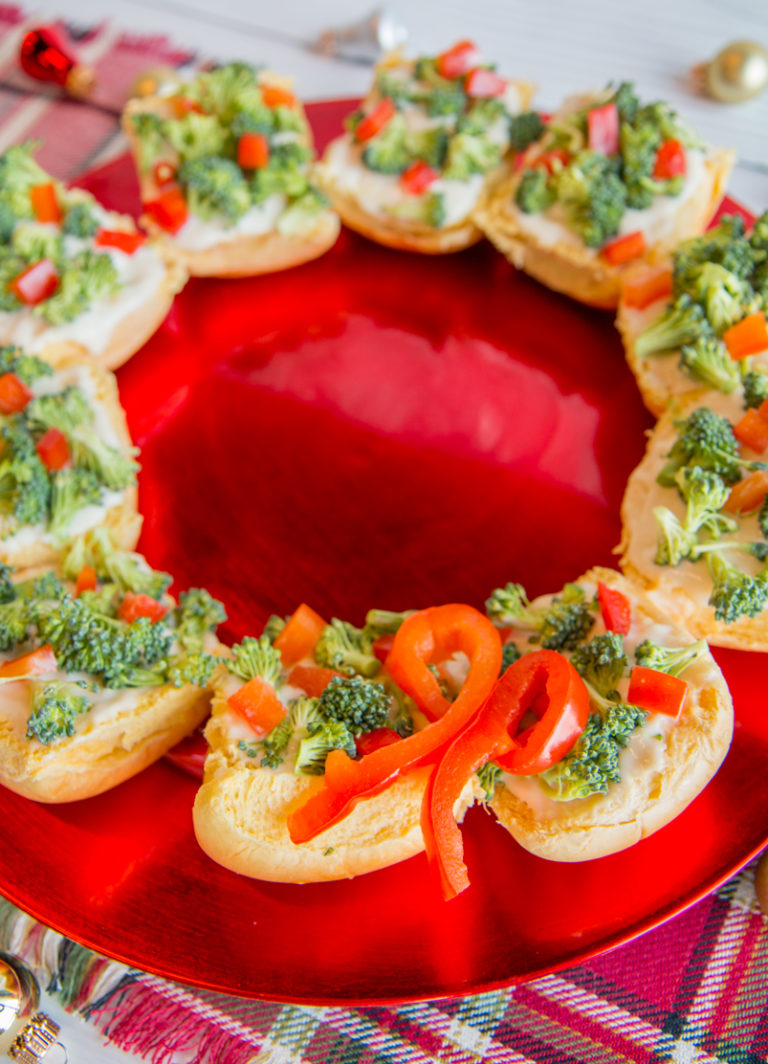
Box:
[8,1,768,1060]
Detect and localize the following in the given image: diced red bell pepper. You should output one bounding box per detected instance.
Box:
[465,67,507,98]
[261,84,297,109]
[597,581,632,635]
[273,603,327,667]
[622,266,674,310]
[35,427,70,471]
[436,40,481,79]
[355,727,402,757]
[29,182,61,224]
[724,470,768,514]
[287,664,343,698]
[153,160,177,187]
[75,565,98,596]
[723,311,768,360]
[143,188,188,234]
[7,259,59,304]
[237,132,270,170]
[653,139,687,179]
[602,230,646,266]
[399,160,438,195]
[354,98,396,143]
[627,665,687,717]
[94,229,146,254]
[227,676,286,735]
[117,592,167,624]
[0,372,33,415]
[587,102,619,156]
[0,643,57,680]
[733,408,768,454]
[168,95,203,118]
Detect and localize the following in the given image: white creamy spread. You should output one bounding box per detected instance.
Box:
[172,194,287,250]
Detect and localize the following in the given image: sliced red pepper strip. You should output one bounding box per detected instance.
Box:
[354,98,396,143]
[436,40,481,79]
[733,408,768,454]
[0,644,57,679]
[465,67,506,98]
[602,230,646,266]
[8,259,59,304]
[653,139,686,179]
[0,372,33,415]
[94,229,146,254]
[621,266,673,310]
[286,604,502,843]
[597,581,631,635]
[273,603,327,667]
[587,102,619,155]
[724,470,768,514]
[287,663,343,698]
[143,188,188,234]
[75,564,98,596]
[355,726,402,757]
[35,427,70,471]
[627,665,687,717]
[29,182,61,224]
[228,676,286,735]
[117,591,167,624]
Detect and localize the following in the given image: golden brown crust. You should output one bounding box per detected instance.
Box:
[489,567,733,861]
[475,148,735,309]
[0,357,141,570]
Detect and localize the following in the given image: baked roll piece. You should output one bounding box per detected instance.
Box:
[475,82,734,307]
[122,62,339,277]
[193,602,493,883]
[617,210,768,417]
[0,535,226,802]
[318,40,535,253]
[0,345,140,569]
[0,143,185,370]
[620,390,768,649]
[423,568,731,893]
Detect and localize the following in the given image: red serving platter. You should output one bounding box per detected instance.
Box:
[0,101,766,1005]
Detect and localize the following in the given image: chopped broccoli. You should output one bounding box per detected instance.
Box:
[674,216,754,290]
[555,151,626,248]
[166,651,221,688]
[296,716,357,775]
[314,619,380,677]
[227,634,282,686]
[0,421,51,530]
[77,583,120,617]
[318,675,390,734]
[39,249,119,325]
[538,704,646,801]
[251,159,309,203]
[0,562,14,604]
[0,201,15,241]
[658,406,756,487]
[679,336,741,394]
[11,221,63,267]
[406,126,449,170]
[634,294,711,360]
[177,155,251,222]
[373,69,414,107]
[385,191,446,228]
[515,168,556,214]
[187,62,263,124]
[442,133,501,180]
[570,632,627,697]
[707,551,768,623]
[61,529,171,600]
[263,613,287,643]
[500,640,521,674]
[485,581,595,651]
[620,120,661,210]
[363,608,414,638]
[653,506,697,566]
[62,199,99,238]
[457,98,507,137]
[361,114,410,175]
[742,371,768,411]
[0,595,31,651]
[507,111,546,152]
[675,465,736,540]
[683,262,753,334]
[49,467,102,538]
[0,346,51,385]
[611,81,641,123]
[172,588,227,654]
[164,113,229,163]
[130,113,168,172]
[276,189,329,236]
[0,142,50,219]
[257,695,317,769]
[749,209,768,256]
[634,638,708,677]
[26,682,90,744]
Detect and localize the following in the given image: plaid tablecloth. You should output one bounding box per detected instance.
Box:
[1,10,767,1064]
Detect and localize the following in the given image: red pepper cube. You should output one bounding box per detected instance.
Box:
[75,564,98,596]
[117,591,167,624]
[29,182,61,224]
[602,230,646,266]
[733,408,768,454]
[36,427,70,471]
[653,138,687,179]
[286,664,343,698]
[237,132,270,170]
[143,188,188,234]
[597,581,632,635]
[465,67,507,99]
[622,266,674,310]
[227,676,286,735]
[587,102,619,155]
[627,666,687,717]
[0,372,33,415]
[436,39,481,79]
[723,311,768,360]
[354,98,396,143]
[8,259,59,305]
[261,84,297,109]
[94,229,146,254]
[399,160,438,195]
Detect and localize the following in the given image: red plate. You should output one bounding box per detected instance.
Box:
[0,103,765,1004]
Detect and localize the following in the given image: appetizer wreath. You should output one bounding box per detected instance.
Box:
[0,45,761,903]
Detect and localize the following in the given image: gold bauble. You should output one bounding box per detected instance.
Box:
[704,40,768,103]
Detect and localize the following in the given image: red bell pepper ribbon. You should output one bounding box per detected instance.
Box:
[29,182,61,224]
[117,592,167,624]
[597,581,631,635]
[464,67,507,98]
[355,726,402,757]
[94,229,146,254]
[273,603,327,667]
[0,644,57,680]
[653,139,686,179]
[436,40,481,79]
[35,427,70,471]
[587,102,619,155]
[286,604,502,844]
[7,259,59,304]
[627,665,687,717]
[143,188,188,234]
[354,98,396,143]
[286,663,343,698]
[424,649,589,898]
[0,372,33,415]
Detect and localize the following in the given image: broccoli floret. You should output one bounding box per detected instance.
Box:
[165,113,229,163]
[673,216,753,291]
[442,133,501,180]
[318,675,390,734]
[172,588,227,654]
[0,421,51,530]
[0,251,26,313]
[570,632,627,698]
[385,191,446,228]
[507,111,546,152]
[620,121,661,210]
[276,189,329,236]
[296,716,357,775]
[11,221,63,267]
[166,651,221,689]
[515,168,556,214]
[374,69,414,107]
[271,105,303,135]
[26,682,90,744]
[227,634,282,686]
[658,407,764,488]
[130,113,168,172]
[0,595,31,651]
[230,107,273,139]
[457,98,507,137]
[0,562,14,605]
[0,142,50,219]
[39,249,119,325]
[62,199,99,238]
[49,467,102,539]
[749,210,768,255]
[555,151,626,248]
[743,371,768,411]
[0,201,15,241]
[0,346,51,385]
[60,529,171,600]
[707,551,768,623]
[683,262,754,334]
[361,114,410,175]
[653,506,697,566]
[679,335,741,394]
[635,294,711,360]
[426,85,467,117]
[611,81,640,123]
[675,465,736,540]
[500,640,521,674]
[363,608,414,638]
[634,638,708,677]
[256,695,318,769]
[486,581,595,650]
[177,155,251,222]
[263,613,287,643]
[77,583,120,617]
[26,386,92,435]
[314,619,379,677]
[269,140,312,170]
[538,704,647,800]
[188,62,263,124]
[406,126,449,170]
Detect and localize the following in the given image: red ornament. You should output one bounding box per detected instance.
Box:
[18,26,95,98]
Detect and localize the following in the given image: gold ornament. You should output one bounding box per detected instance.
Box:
[0,953,61,1063]
[128,64,182,100]
[696,39,768,103]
